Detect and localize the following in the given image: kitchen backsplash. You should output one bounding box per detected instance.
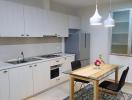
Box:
[0,37,62,61]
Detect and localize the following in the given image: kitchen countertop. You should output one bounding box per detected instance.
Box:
[0,53,75,71]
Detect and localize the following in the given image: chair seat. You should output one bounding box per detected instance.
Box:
[75,79,89,83]
[99,81,119,92]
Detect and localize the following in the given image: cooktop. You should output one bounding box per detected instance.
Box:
[38,54,61,58]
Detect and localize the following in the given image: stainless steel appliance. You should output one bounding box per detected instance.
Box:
[38,54,61,58]
[65,29,90,66]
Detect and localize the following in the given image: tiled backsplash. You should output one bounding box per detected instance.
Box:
[0,37,62,61]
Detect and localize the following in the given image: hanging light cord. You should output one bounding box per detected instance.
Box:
[110,0,112,13]
[96,0,98,9]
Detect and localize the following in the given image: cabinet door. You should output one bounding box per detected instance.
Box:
[24,6,46,37]
[111,10,130,55]
[9,66,33,100]
[0,70,10,100]
[68,15,81,29]
[33,62,50,94]
[62,56,74,71]
[46,11,68,37]
[61,56,75,81]
[0,1,24,37]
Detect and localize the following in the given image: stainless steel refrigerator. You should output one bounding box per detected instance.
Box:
[65,29,90,66]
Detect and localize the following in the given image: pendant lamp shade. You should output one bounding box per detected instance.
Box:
[90,4,102,25]
[104,13,115,27]
[104,0,115,27]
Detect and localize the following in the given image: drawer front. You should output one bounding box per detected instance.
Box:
[64,56,75,62]
[49,58,64,66]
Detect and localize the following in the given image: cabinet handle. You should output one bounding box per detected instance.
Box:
[34,64,37,67]
[21,34,24,36]
[64,57,67,60]
[56,60,59,62]
[29,66,32,68]
[56,78,60,81]
[3,70,8,73]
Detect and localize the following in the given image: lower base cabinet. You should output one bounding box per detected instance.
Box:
[33,62,50,94]
[0,70,10,100]
[0,55,75,100]
[9,65,33,100]
[49,56,75,87]
[62,56,74,80]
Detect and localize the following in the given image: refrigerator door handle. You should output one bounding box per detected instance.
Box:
[85,33,86,48]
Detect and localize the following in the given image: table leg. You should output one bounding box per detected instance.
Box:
[70,76,74,100]
[115,68,118,83]
[93,80,99,100]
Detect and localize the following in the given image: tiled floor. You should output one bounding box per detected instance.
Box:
[28,81,132,100]
[28,82,70,100]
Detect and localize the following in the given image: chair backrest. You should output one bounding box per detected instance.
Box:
[117,67,129,91]
[71,60,81,71]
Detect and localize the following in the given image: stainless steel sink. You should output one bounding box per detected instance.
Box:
[6,58,41,64]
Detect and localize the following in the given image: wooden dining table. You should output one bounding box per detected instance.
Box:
[69,64,121,100]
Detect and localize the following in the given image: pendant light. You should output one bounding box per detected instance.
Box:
[90,0,102,25]
[104,0,115,27]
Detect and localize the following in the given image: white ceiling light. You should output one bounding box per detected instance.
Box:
[90,0,102,25]
[104,0,115,27]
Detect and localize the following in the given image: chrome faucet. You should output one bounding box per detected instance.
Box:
[17,56,21,63]
[21,51,25,62]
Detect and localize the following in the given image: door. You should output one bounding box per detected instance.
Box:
[33,62,50,94]
[0,1,24,37]
[65,32,80,59]
[0,70,10,100]
[9,65,33,100]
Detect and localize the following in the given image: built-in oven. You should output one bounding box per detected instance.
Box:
[50,64,62,79]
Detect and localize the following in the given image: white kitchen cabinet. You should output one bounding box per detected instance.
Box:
[24,6,47,37]
[0,1,24,37]
[45,11,69,37]
[61,56,75,81]
[0,70,10,100]
[0,0,70,37]
[33,62,50,94]
[68,15,81,29]
[62,56,75,71]
[49,55,75,86]
[9,65,33,100]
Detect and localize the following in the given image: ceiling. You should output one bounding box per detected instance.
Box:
[51,0,125,8]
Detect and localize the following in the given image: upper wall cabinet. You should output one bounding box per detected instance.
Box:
[24,6,47,37]
[111,9,132,55]
[0,1,69,37]
[45,11,69,37]
[0,1,24,37]
[68,15,81,29]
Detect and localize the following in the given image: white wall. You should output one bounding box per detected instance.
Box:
[109,55,132,83]
[78,0,132,63]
